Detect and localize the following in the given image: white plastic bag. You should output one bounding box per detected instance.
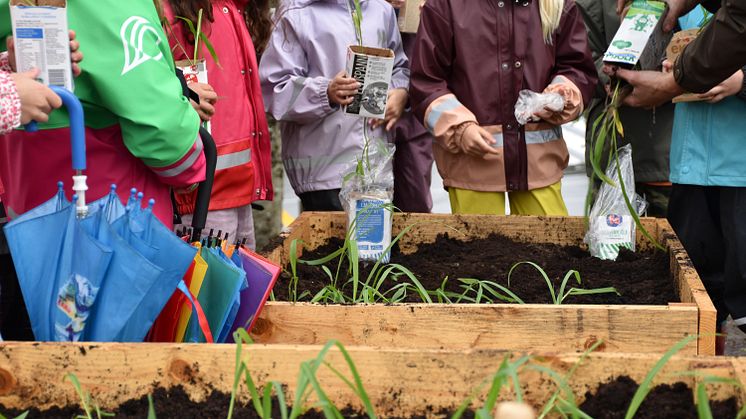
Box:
[339,138,396,263]
[584,144,648,261]
[514,90,565,125]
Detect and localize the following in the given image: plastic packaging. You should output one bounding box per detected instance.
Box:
[585,144,648,261]
[339,136,396,263]
[514,90,565,125]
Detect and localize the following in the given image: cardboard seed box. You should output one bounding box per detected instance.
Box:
[344,45,394,119]
[176,59,211,132]
[397,0,422,33]
[666,29,705,103]
[603,0,671,69]
[10,0,73,91]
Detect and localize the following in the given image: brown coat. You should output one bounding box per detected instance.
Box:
[674,0,746,93]
[410,0,597,192]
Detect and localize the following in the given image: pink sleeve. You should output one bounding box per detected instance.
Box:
[149,134,207,187]
[0,70,22,134]
[542,75,584,125]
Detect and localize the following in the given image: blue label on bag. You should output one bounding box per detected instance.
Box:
[355,199,385,243]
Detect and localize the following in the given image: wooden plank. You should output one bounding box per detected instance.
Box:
[657,219,717,355]
[252,303,699,355]
[262,213,714,354]
[0,343,741,416]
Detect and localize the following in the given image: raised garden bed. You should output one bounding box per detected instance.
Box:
[0,342,742,417]
[256,213,716,355]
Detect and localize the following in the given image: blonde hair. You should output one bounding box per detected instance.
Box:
[539,0,564,44]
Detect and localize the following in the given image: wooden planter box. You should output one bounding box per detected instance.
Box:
[0,342,742,416]
[256,213,716,355]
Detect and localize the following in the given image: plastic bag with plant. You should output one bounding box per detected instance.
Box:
[339,132,395,264]
[514,90,565,125]
[585,144,648,261]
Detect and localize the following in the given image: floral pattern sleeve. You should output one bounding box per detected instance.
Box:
[0,77,21,134]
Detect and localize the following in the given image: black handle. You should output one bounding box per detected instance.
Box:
[190,126,217,243]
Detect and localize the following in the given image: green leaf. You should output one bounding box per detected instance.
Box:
[147,395,157,419]
[696,382,714,419]
[508,261,557,304]
[65,373,93,419]
[624,334,698,419]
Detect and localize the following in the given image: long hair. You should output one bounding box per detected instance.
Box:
[539,0,564,44]
[169,0,215,35]
[244,0,273,54]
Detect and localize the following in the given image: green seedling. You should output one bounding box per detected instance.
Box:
[0,412,28,419]
[586,81,664,251]
[174,9,220,67]
[147,395,156,419]
[508,261,620,305]
[624,334,698,419]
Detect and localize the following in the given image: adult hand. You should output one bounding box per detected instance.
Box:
[327,71,359,106]
[386,0,405,8]
[697,70,743,103]
[7,30,83,76]
[12,69,62,124]
[370,88,408,131]
[188,82,218,121]
[460,124,500,158]
[610,67,684,107]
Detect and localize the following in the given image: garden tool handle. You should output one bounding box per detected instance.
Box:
[23,86,86,171]
[190,126,217,243]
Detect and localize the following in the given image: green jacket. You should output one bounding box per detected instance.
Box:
[0,0,205,225]
[577,0,672,183]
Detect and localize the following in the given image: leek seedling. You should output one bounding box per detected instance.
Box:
[65,373,93,419]
[174,9,220,67]
[623,334,698,419]
[147,395,156,419]
[507,261,620,304]
[292,340,376,419]
[586,82,663,250]
[0,412,28,419]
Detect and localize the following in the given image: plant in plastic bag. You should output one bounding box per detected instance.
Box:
[585,144,648,260]
[339,126,396,263]
[514,90,564,126]
[585,82,663,254]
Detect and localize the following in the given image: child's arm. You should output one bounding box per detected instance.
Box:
[410,4,481,153]
[371,8,410,131]
[540,1,598,125]
[259,15,339,124]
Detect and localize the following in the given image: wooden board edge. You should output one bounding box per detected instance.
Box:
[657,219,717,355]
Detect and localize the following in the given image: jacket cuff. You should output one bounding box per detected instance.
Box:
[542,75,583,125]
[0,71,22,134]
[315,77,339,113]
[390,76,409,91]
[424,94,478,153]
[149,135,207,187]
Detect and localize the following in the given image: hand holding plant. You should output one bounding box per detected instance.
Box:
[328,70,359,106]
[188,82,218,121]
[369,88,407,131]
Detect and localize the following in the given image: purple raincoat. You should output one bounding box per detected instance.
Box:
[259,0,409,194]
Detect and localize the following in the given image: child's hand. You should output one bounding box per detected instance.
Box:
[370,88,408,131]
[459,123,500,157]
[328,71,359,106]
[697,70,743,103]
[189,82,218,122]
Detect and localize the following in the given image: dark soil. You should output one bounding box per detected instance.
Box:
[275,233,677,305]
[0,386,471,418]
[579,376,739,419]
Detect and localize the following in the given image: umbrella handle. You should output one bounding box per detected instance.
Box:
[23,86,86,171]
[190,126,217,243]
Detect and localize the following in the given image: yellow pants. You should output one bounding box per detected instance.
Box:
[448,182,568,216]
